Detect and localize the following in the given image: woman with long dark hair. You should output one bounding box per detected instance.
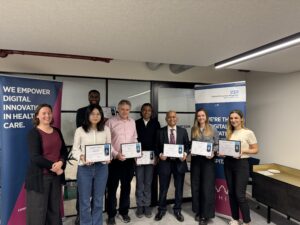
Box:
[72,105,111,225]
[26,103,68,225]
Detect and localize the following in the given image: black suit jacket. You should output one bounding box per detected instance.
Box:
[156,126,190,174]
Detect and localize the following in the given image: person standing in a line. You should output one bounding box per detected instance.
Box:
[106,100,137,225]
[221,110,258,225]
[74,89,101,225]
[154,111,189,222]
[26,104,68,225]
[190,108,219,225]
[73,105,111,225]
[135,103,160,218]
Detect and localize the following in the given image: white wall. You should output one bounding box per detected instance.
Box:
[0,55,245,83]
[246,71,300,169]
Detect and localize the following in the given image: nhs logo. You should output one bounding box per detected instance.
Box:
[230,89,239,95]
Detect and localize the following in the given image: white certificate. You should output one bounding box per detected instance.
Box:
[121,142,142,159]
[163,144,184,158]
[191,141,213,156]
[85,144,111,162]
[218,140,241,157]
[136,151,155,165]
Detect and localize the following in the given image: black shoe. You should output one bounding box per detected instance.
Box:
[144,206,152,218]
[174,212,184,222]
[107,217,116,225]
[195,214,200,222]
[119,214,131,223]
[75,215,80,225]
[199,217,208,225]
[135,207,144,218]
[154,211,165,221]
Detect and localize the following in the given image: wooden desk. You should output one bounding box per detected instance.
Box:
[252,164,300,223]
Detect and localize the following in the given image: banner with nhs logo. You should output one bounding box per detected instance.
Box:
[194,81,246,217]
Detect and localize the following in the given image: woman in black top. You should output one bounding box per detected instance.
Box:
[25,104,68,225]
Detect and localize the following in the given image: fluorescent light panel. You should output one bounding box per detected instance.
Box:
[215,32,300,69]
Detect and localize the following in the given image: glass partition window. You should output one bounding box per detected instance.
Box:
[158,88,195,112]
[56,77,106,110]
[108,80,150,111]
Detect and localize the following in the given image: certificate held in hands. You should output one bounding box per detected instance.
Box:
[121,142,142,159]
[85,144,111,162]
[163,144,184,158]
[136,151,155,165]
[191,141,213,157]
[218,140,241,157]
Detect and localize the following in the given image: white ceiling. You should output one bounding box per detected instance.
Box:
[1,0,300,74]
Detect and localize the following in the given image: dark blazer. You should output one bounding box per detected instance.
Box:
[135,118,160,151]
[76,105,89,128]
[25,127,68,193]
[156,126,190,174]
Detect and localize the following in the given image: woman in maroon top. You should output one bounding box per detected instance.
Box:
[25,104,68,225]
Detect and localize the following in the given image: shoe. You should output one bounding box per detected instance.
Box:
[154,211,165,221]
[174,212,184,222]
[144,206,152,218]
[119,214,131,223]
[228,220,239,225]
[107,217,116,225]
[75,215,80,225]
[135,207,144,218]
[195,214,200,221]
[199,217,208,225]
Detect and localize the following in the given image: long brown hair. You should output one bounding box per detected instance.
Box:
[191,108,212,139]
[226,109,245,139]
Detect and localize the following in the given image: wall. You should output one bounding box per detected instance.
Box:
[0,55,246,83]
[246,71,300,169]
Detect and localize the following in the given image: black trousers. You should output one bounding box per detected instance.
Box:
[106,159,135,217]
[158,160,185,213]
[190,156,215,218]
[224,157,250,223]
[26,175,62,225]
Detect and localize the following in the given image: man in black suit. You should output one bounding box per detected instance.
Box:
[74,89,100,225]
[154,111,190,222]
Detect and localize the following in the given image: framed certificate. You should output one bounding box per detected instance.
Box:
[136,151,155,165]
[121,142,142,159]
[191,141,213,157]
[218,140,241,157]
[85,144,111,162]
[163,144,184,158]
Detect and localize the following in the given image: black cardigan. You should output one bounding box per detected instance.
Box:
[25,127,68,193]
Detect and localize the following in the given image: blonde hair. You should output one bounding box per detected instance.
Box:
[226,109,246,139]
[191,108,212,139]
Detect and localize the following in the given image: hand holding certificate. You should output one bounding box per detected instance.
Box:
[121,142,142,159]
[163,144,184,158]
[191,141,213,157]
[218,140,241,157]
[85,144,111,163]
[136,151,155,165]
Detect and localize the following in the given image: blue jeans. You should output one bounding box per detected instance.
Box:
[77,163,108,225]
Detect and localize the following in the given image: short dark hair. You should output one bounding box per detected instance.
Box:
[140,103,153,117]
[88,89,100,96]
[82,105,105,132]
[33,103,53,127]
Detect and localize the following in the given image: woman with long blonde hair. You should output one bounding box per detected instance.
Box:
[223,110,258,225]
[190,108,219,225]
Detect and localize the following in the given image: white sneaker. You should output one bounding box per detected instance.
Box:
[228,220,239,225]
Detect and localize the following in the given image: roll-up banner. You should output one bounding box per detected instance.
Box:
[194,81,246,217]
[0,75,63,225]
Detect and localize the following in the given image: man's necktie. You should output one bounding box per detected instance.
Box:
[170,129,175,144]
